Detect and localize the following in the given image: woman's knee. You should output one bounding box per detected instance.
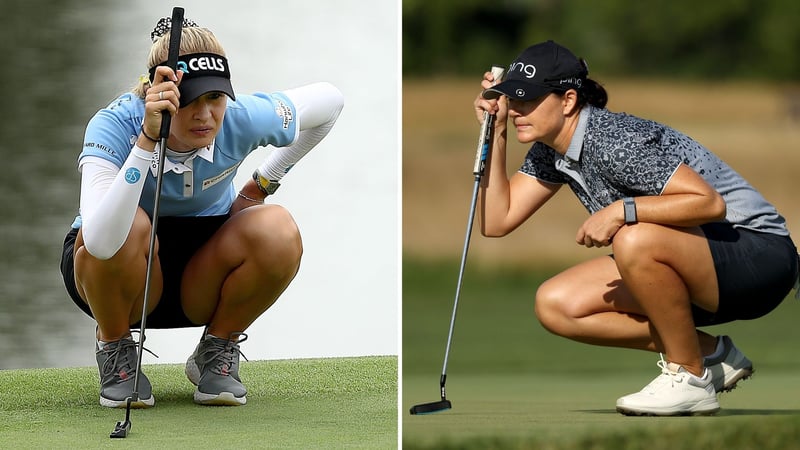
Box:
[248,205,303,262]
[611,224,659,267]
[534,278,573,334]
[75,210,154,272]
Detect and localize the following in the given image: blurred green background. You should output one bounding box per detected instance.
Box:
[403,0,800,79]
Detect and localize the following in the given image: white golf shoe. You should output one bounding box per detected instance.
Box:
[616,356,719,416]
[704,335,753,393]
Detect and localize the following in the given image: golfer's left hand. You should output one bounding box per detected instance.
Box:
[575,203,625,248]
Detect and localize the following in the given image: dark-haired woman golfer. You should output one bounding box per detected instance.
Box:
[473,40,798,416]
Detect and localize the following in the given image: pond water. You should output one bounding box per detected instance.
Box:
[0,0,399,369]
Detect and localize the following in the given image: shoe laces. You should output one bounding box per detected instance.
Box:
[99,332,157,383]
[645,354,687,391]
[201,332,249,377]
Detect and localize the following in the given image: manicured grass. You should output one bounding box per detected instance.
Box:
[0,356,397,449]
[403,258,800,449]
[405,373,800,450]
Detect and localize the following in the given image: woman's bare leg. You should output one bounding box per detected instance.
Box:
[535,224,720,375]
[181,204,303,337]
[73,208,162,342]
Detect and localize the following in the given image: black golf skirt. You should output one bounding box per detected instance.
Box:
[60,215,230,329]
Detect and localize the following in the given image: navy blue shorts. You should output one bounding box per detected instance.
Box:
[60,215,230,329]
[693,223,798,326]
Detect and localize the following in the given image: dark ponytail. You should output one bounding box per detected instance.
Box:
[577,78,608,109]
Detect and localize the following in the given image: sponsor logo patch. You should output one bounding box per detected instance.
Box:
[83,142,116,156]
[178,55,227,75]
[124,167,141,184]
[202,161,242,190]
[275,100,294,129]
[509,62,537,79]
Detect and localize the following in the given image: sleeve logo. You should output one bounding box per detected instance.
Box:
[124,167,142,184]
[274,100,294,129]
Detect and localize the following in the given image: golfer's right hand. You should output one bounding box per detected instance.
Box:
[140,66,184,146]
[474,71,507,125]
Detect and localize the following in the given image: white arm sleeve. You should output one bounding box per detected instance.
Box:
[79,146,152,259]
[256,82,344,182]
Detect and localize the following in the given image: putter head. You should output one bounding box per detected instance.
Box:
[109,420,131,438]
[110,397,133,438]
[409,399,452,415]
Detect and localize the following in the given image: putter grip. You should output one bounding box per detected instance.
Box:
[472,65,506,175]
[159,7,184,139]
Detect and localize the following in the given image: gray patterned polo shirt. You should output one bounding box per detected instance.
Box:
[519,105,788,236]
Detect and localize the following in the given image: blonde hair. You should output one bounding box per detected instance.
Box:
[132,27,227,98]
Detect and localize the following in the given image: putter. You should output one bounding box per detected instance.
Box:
[409,66,505,415]
[110,6,184,439]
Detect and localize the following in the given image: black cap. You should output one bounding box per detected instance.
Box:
[149,52,236,107]
[482,41,588,101]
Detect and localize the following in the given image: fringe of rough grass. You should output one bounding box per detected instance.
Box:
[403,414,800,450]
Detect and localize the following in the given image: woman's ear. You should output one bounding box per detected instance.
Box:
[562,89,579,115]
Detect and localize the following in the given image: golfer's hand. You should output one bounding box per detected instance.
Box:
[474,72,507,126]
[141,66,184,144]
[575,202,625,248]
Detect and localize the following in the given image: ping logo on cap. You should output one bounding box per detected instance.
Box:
[509,62,537,79]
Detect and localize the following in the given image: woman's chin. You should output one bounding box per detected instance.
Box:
[515,130,536,144]
[173,137,213,151]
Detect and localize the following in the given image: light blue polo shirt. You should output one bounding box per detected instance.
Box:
[71,91,297,228]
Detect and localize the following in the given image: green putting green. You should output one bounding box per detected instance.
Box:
[0,356,397,449]
[403,259,800,449]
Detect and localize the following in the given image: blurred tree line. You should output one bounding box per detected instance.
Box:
[403,0,800,80]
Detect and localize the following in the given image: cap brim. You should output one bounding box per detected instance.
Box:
[179,77,236,107]
[482,80,553,101]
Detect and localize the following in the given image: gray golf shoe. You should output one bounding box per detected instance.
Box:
[185,332,248,405]
[704,335,753,393]
[96,336,154,408]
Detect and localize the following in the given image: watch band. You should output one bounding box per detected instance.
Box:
[623,197,637,224]
[253,170,280,196]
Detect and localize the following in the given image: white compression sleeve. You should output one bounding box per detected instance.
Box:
[256,82,344,182]
[79,146,153,260]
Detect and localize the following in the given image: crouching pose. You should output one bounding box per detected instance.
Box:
[473,40,798,416]
[60,17,343,407]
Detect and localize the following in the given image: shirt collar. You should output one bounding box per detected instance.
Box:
[564,106,592,162]
[150,140,215,176]
[195,141,215,163]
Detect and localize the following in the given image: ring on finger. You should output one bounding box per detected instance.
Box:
[158,91,164,100]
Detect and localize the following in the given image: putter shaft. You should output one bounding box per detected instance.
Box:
[410,66,505,416]
[109,6,184,438]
